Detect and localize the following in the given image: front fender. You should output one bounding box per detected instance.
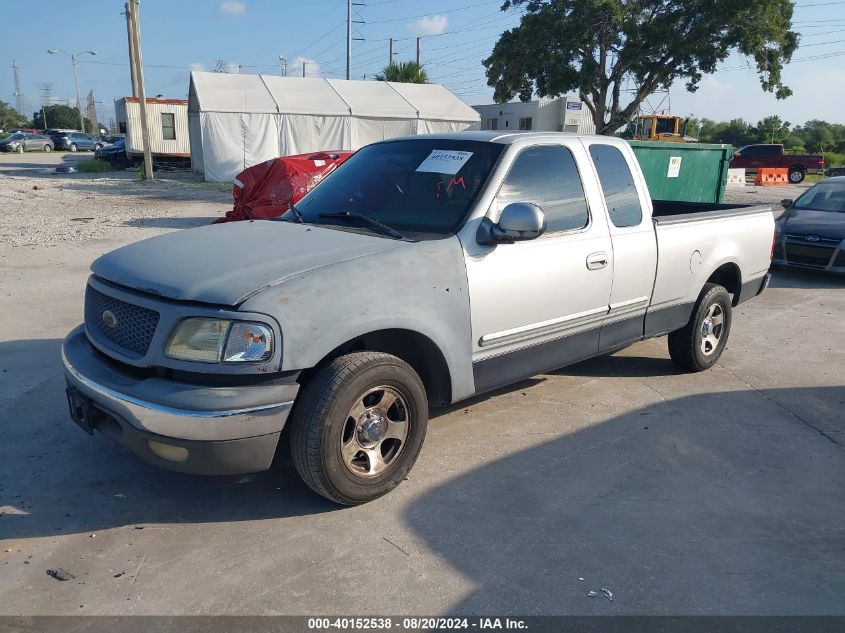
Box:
[239,236,476,403]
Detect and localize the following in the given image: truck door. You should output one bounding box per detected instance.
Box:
[585,141,657,352]
[462,141,614,393]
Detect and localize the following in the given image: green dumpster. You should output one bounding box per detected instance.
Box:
[627,141,733,204]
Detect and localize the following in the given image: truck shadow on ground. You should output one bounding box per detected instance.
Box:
[407,385,845,614]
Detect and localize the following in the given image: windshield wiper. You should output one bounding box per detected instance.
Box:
[270,203,305,223]
[317,211,405,240]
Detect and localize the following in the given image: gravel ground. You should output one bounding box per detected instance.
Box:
[0,153,231,248]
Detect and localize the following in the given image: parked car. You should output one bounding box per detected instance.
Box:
[49,131,99,152]
[61,132,774,505]
[0,132,54,153]
[98,135,124,145]
[729,144,824,184]
[825,166,844,178]
[774,176,845,272]
[94,137,129,165]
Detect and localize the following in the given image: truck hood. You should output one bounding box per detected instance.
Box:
[91,221,405,306]
[780,209,845,241]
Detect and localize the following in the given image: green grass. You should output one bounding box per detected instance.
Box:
[75,159,120,173]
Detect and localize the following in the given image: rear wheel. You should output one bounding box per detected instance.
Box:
[830,169,842,177]
[289,352,428,505]
[668,283,732,372]
[69,143,78,152]
[788,167,805,184]
[43,144,51,152]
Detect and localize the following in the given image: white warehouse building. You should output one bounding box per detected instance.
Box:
[472,96,595,134]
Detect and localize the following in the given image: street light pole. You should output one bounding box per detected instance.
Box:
[70,54,84,131]
[47,49,96,132]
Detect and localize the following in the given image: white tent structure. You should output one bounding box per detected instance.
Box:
[188,71,480,182]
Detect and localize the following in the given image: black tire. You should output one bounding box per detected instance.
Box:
[289,352,428,505]
[830,170,842,177]
[15,144,23,154]
[69,143,78,152]
[43,144,51,152]
[788,167,805,184]
[668,283,733,372]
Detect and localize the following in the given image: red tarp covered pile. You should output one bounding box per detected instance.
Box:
[214,151,353,223]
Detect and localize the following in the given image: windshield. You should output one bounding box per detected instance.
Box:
[288,139,504,239]
[793,181,845,213]
[7,133,24,140]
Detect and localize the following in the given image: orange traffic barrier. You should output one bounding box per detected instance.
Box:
[754,168,788,186]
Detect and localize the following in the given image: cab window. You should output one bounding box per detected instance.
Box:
[494,145,589,234]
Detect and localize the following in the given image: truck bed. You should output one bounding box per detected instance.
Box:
[651,200,772,225]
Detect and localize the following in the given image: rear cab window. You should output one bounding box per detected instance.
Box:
[588,144,643,228]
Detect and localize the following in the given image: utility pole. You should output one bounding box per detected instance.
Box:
[347,0,352,80]
[126,0,154,180]
[302,61,306,77]
[416,37,421,67]
[389,39,393,66]
[346,0,365,80]
[279,55,287,76]
[11,60,23,115]
[40,83,52,130]
[125,5,139,97]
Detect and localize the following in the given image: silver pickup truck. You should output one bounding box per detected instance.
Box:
[62,132,774,504]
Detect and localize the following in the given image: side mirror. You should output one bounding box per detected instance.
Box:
[781,198,793,208]
[478,203,546,245]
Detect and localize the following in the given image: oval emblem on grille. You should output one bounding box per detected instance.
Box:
[805,235,820,242]
[101,310,118,329]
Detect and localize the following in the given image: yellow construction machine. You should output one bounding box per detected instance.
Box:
[632,114,698,143]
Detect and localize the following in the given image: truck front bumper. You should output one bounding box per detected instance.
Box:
[61,326,298,475]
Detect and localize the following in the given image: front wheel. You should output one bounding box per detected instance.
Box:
[788,168,805,184]
[69,143,78,152]
[289,352,428,505]
[668,283,733,372]
[15,144,23,154]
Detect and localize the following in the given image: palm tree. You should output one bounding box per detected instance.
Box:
[375,61,429,84]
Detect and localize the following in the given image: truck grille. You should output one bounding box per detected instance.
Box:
[85,285,160,358]
[783,243,835,268]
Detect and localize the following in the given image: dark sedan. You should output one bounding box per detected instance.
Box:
[94,136,129,165]
[774,177,845,273]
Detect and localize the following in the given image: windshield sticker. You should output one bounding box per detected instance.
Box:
[416,150,474,175]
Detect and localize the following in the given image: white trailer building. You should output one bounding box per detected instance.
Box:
[187,71,481,182]
[472,96,595,134]
[115,97,190,162]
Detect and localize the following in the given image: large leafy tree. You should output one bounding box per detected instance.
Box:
[375,61,429,84]
[32,104,93,132]
[0,100,29,131]
[484,0,798,134]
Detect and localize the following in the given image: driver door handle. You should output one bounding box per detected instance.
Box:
[586,251,609,270]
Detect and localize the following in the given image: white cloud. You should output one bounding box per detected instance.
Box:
[291,56,321,77]
[219,1,246,16]
[407,14,448,36]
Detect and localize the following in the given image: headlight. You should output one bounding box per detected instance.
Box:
[164,318,273,363]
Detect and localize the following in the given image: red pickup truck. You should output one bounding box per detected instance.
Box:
[729,144,824,184]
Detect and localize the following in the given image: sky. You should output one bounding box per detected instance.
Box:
[1,0,844,128]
